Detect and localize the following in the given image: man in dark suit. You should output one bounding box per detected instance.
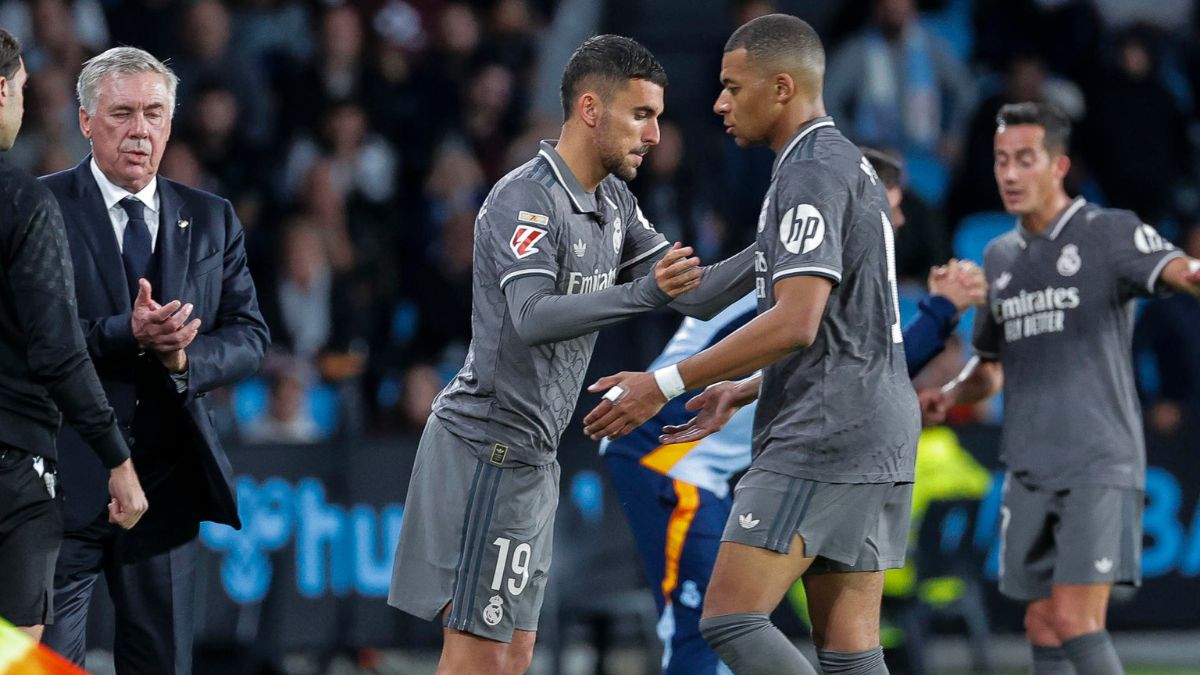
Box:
[0,29,147,644]
[40,47,269,674]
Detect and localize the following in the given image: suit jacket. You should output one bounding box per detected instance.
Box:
[42,158,268,552]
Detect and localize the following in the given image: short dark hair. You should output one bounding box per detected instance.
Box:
[861,147,903,189]
[724,13,824,93]
[996,101,1071,155]
[560,35,667,120]
[0,30,20,81]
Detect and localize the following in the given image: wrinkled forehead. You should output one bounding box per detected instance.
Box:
[96,71,172,108]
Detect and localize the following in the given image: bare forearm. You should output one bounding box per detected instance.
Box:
[1160,256,1200,298]
[943,357,1003,406]
[677,309,801,392]
[731,372,762,406]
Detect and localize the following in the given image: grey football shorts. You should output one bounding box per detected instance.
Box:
[721,467,912,572]
[999,472,1142,601]
[388,415,559,642]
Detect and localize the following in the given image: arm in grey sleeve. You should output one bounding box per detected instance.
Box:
[504,272,671,346]
[668,245,757,320]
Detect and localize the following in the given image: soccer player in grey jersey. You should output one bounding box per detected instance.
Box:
[922,102,1200,675]
[584,15,919,675]
[388,35,756,675]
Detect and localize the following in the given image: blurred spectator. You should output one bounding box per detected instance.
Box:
[946,52,1085,227]
[825,0,975,160]
[242,362,321,444]
[278,3,374,139]
[6,0,93,73]
[972,0,1101,82]
[229,0,314,68]
[1080,27,1192,225]
[159,141,219,195]
[1135,226,1200,435]
[103,0,177,59]
[1093,0,1194,33]
[632,121,723,260]
[461,61,523,181]
[181,80,267,201]
[170,0,272,144]
[4,63,88,173]
[284,98,399,205]
[0,0,108,55]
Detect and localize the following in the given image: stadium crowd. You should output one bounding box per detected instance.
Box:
[4,0,1199,441]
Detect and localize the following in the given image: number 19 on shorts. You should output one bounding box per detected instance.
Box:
[490,537,531,595]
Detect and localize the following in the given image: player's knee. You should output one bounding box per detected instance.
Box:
[698,612,770,649]
[1048,601,1104,640]
[1024,602,1056,642]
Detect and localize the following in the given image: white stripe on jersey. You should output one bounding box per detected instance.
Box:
[617,239,671,271]
[772,265,843,282]
[500,268,556,288]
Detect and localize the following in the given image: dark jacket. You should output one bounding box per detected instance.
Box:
[0,158,128,467]
[41,158,268,552]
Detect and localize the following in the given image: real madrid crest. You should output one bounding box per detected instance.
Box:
[612,216,622,253]
[1057,243,1081,277]
[482,595,504,626]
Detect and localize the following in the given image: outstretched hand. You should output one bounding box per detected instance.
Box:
[659,381,742,445]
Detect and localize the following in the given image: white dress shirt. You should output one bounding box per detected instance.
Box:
[89,158,161,252]
[90,160,190,389]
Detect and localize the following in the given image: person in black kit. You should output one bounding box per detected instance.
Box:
[0,29,147,642]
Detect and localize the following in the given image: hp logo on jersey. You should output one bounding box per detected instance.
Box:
[780,204,825,254]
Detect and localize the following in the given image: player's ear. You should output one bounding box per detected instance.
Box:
[577,91,601,129]
[774,72,796,104]
[1052,152,1071,181]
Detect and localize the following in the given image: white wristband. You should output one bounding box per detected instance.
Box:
[653,364,687,401]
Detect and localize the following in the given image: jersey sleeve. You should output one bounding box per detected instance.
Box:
[478,179,561,290]
[768,161,847,285]
[971,250,1004,360]
[1104,214,1185,299]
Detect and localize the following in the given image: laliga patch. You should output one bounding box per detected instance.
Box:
[1134,223,1173,254]
[1057,243,1081,277]
[779,204,825,254]
[510,225,548,259]
[518,210,549,226]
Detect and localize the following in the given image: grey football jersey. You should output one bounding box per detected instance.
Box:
[972,198,1184,489]
[750,118,919,483]
[434,140,668,466]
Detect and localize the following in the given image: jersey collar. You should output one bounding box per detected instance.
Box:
[772,116,837,179]
[537,140,599,214]
[1016,196,1086,246]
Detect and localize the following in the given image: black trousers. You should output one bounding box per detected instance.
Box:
[42,515,197,674]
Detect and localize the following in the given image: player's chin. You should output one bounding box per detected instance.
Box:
[613,163,639,182]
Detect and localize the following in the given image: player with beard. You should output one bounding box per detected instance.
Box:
[387,35,756,675]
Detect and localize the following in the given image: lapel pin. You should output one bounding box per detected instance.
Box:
[178,219,190,229]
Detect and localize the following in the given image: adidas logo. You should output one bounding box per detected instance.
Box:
[738,513,760,529]
[573,239,586,258]
[996,271,1012,291]
[1094,557,1114,574]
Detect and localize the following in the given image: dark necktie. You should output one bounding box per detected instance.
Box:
[119,197,152,300]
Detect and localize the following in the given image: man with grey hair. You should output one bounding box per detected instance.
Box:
[0,29,147,644]
[40,46,269,673]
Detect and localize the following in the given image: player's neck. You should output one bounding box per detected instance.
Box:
[770,96,827,154]
[554,129,605,193]
[1021,191,1073,236]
